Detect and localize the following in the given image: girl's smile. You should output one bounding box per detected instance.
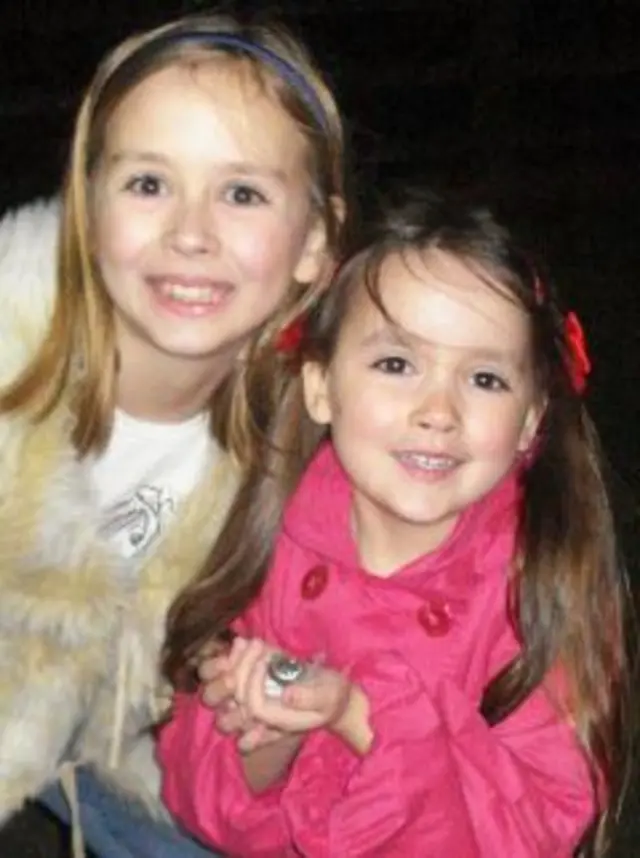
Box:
[93,62,327,416]
[304,247,543,571]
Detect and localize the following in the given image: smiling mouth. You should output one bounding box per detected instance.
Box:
[394,452,460,471]
[147,276,234,305]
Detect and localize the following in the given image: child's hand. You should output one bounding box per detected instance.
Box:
[199,636,246,710]
[231,638,352,736]
[199,636,367,754]
[199,637,289,752]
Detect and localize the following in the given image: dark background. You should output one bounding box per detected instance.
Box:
[0,1,638,855]
[1,0,638,493]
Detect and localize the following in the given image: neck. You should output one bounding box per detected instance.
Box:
[352,500,458,578]
[115,330,238,423]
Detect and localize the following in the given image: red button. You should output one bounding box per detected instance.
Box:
[301,565,329,600]
[417,596,452,636]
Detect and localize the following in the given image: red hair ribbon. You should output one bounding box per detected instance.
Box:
[275,318,305,353]
[564,311,591,394]
[533,273,591,394]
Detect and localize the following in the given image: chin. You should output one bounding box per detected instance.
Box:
[150,329,221,353]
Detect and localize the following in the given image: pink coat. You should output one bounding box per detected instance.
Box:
[158,444,595,857]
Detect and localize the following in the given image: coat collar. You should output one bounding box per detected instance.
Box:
[283,442,520,586]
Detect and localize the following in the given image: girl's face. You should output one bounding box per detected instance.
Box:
[304,249,543,571]
[92,62,326,383]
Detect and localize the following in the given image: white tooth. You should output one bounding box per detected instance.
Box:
[161,282,214,303]
[400,453,455,471]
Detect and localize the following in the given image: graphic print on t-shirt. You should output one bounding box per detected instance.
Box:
[100,485,175,558]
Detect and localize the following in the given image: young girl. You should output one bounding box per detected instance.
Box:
[159,190,629,857]
[0,10,346,857]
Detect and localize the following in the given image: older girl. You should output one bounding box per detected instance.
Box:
[0,11,346,857]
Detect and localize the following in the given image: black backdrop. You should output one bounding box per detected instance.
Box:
[0,2,638,854]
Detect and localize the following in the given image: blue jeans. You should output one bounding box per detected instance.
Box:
[39,766,223,858]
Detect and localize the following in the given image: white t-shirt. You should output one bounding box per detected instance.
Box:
[91,409,213,559]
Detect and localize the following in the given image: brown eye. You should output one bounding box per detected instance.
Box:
[224,184,267,206]
[125,174,164,196]
[373,357,412,375]
[472,371,509,392]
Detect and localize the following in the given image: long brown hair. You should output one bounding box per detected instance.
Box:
[164,189,630,855]
[0,12,346,456]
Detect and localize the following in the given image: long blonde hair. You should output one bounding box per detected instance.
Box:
[0,13,346,457]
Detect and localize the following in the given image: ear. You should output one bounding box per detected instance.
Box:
[517,398,547,452]
[294,194,345,285]
[294,213,329,285]
[301,361,333,426]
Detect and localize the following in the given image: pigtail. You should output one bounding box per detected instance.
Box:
[163,343,323,688]
[481,370,630,857]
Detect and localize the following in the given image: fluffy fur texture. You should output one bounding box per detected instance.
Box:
[0,200,239,820]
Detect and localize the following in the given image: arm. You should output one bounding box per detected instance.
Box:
[280,650,595,858]
[158,691,293,858]
[194,634,306,794]
[240,733,304,793]
[331,684,373,756]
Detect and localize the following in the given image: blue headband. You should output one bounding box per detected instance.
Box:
[168,32,329,132]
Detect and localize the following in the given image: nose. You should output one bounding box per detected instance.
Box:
[411,381,459,433]
[165,194,218,257]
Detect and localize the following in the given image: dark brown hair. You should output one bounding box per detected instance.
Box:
[164,189,630,855]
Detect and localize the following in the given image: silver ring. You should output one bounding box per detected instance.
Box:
[264,653,307,699]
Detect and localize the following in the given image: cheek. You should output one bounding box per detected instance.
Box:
[333,382,402,441]
[229,218,306,280]
[94,205,151,270]
[467,404,529,456]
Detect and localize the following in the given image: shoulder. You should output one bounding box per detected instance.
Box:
[0,197,61,385]
[0,196,61,309]
[0,197,61,269]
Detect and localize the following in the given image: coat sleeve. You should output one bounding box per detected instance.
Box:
[279,650,595,858]
[158,649,595,858]
[158,691,292,858]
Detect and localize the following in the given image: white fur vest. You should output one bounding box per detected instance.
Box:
[0,200,239,821]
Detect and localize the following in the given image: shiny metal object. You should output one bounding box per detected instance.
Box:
[264,653,308,698]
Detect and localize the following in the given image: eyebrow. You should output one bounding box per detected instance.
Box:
[105,151,289,182]
[106,151,169,166]
[359,328,411,349]
[359,328,525,368]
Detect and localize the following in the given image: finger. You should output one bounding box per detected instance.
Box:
[201,674,234,709]
[237,722,283,754]
[287,672,351,725]
[281,683,323,711]
[233,639,269,704]
[217,705,251,735]
[198,654,231,683]
[199,634,249,682]
[228,636,250,668]
[244,651,271,714]
[237,723,267,754]
[198,639,225,660]
[187,642,216,668]
[216,697,239,721]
